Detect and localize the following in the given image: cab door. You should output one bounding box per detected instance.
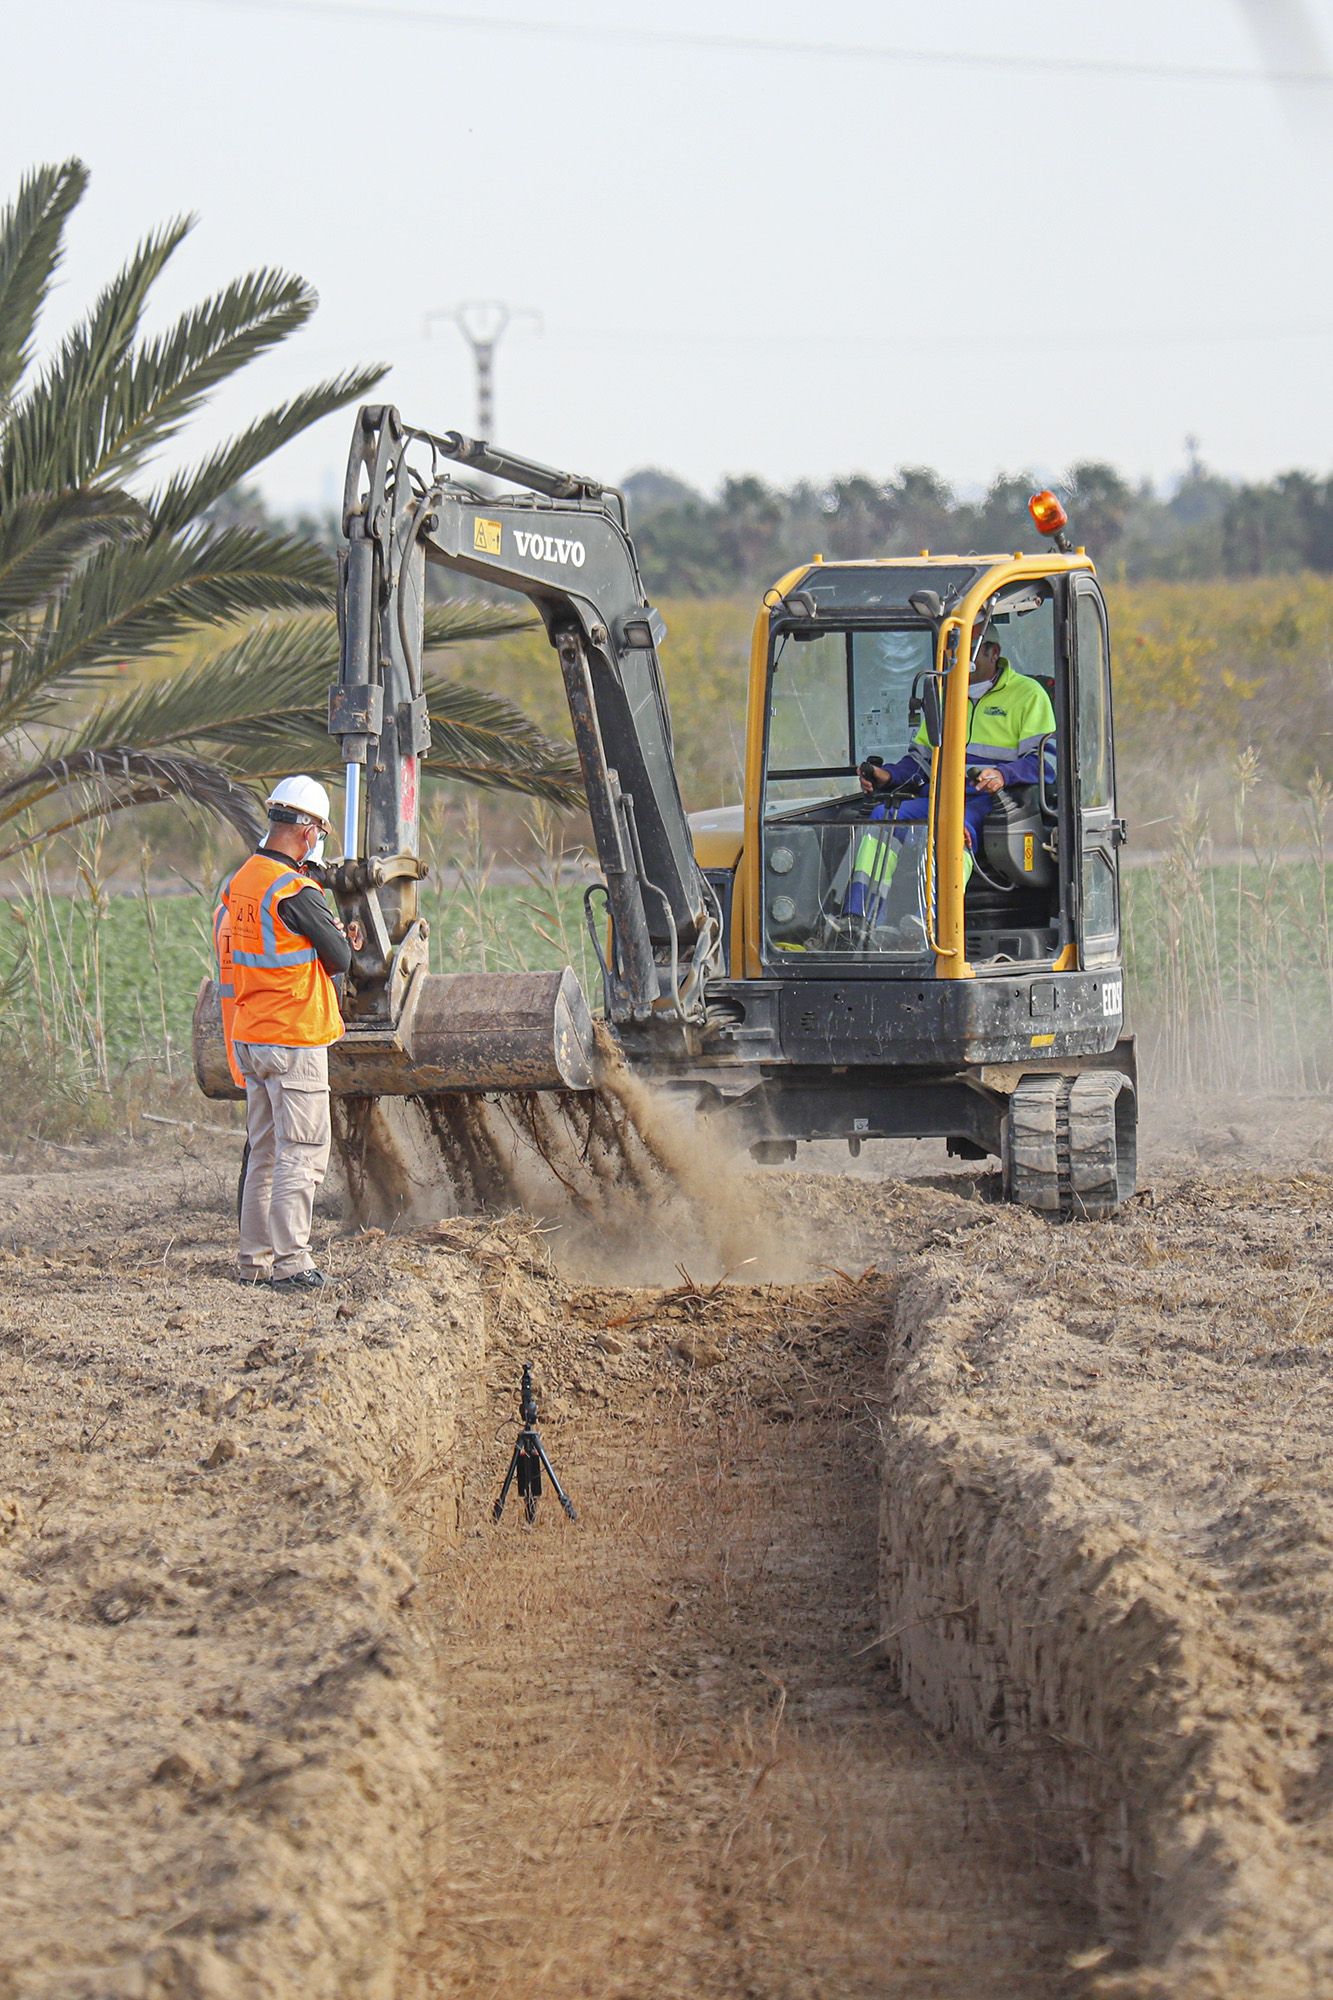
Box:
[1070,577,1122,966]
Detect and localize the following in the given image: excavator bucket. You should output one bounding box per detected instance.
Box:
[193,966,598,1100]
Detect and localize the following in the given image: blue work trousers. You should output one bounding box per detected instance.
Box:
[844,790,994,923]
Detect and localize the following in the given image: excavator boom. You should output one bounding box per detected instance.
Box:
[330,405,719,1034]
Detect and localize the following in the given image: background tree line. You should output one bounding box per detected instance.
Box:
[618,455,1333,593]
[236,449,1333,597]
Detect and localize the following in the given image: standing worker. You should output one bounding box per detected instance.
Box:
[223,776,361,1293]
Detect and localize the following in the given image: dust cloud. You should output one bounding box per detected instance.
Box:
[335,1026,845,1287]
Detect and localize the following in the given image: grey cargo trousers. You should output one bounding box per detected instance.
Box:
[234,1042,331,1279]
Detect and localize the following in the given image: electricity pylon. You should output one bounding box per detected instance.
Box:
[424,301,542,439]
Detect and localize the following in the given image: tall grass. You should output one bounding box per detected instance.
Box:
[420,800,600,993]
[0,820,220,1142]
[1124,764,1331,1094]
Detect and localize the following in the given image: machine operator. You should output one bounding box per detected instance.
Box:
[221,776,361,1293]
[845,635,1055,930]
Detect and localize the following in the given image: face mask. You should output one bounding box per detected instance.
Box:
[307,834,326,866]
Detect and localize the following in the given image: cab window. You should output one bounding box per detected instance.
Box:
[986,584,1056,692]
[1075,593,1112,809]
[767,630,848,795]
[766,627,932,809]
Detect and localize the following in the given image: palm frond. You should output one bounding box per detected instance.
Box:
[0,167,571,869]
[91,267,320,488]
[422,600,537,645]
[0,487,147,624]
[0,216,193,506]
[422,750,584,807]
[421,672,583,804]
[0,159,87,408]
[204,699,584,805]
[58,609,581,805]
[63,610,340,753]
[0,746,264,859]
[149,370,386,536]
[63,601,541,756]
[1,526,333,722]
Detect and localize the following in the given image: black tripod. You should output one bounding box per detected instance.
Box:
[493,1363,577,1524]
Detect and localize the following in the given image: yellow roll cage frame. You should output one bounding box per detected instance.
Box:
[739,550,1097,980]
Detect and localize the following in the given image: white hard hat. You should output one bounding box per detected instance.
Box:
[265,774,332,835]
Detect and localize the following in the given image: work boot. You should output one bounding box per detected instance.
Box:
[237,1269,271,1287]
[269,1269,327,1295]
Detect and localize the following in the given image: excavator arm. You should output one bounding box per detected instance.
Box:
[329,404,720,1035]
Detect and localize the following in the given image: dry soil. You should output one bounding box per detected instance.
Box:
[0,1092,1329,1996]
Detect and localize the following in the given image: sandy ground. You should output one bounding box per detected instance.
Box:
[0,1091,1330,1995]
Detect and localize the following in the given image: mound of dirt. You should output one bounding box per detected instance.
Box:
[878,1160,1333,1995]
[0,1154,483,2000]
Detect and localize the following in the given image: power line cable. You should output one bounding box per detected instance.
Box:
[255,320,1333,370]
[152,0,1333,89]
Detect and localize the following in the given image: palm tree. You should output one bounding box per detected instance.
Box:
[0,159,579,864]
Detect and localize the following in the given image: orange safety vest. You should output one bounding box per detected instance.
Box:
[222,851,344,1049]
[211,896,245,1089]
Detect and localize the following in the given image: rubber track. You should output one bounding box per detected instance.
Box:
[1008,1070,1131,1218]
[1007,1074,1064,1214]
[1066,1070,1130,1215]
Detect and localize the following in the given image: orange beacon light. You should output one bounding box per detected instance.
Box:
[1028,489,1069,536]
[1028,489,1073,552]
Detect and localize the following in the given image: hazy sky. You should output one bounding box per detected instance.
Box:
[5,0,1332,512]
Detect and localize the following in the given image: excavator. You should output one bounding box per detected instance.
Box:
[194,405,1137,1218]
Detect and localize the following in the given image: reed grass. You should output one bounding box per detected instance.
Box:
[1123,763,1331,1094]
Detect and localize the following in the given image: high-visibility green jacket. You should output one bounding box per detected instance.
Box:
[880,658,1056,791]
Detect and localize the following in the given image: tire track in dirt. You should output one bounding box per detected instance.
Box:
[412,1258,1093,1999]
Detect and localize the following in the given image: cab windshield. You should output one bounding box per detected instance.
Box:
[762,625,934,960]
[766,626,931,811]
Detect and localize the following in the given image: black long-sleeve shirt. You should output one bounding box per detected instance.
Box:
[254,845,351,975]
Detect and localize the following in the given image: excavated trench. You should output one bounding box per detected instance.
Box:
[403,1122,1333,2000]
[407,1202,1098,2000]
